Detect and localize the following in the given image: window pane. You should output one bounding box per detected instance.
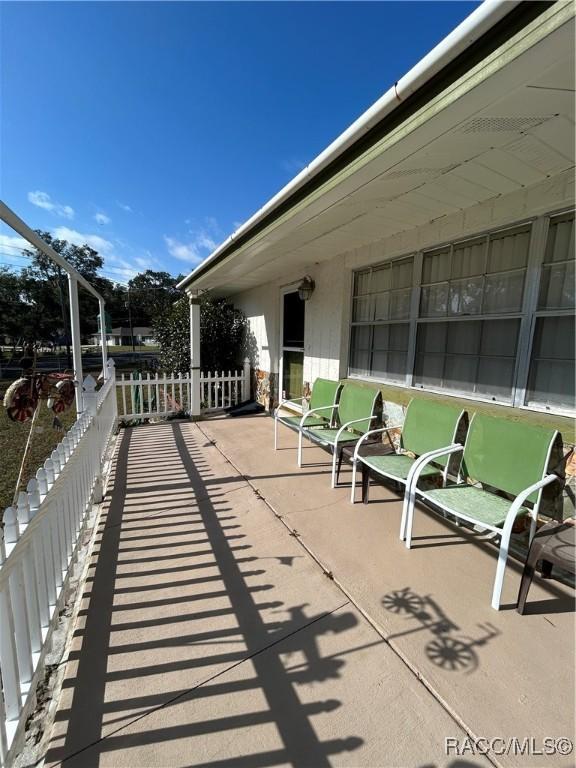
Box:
[352,296,373,322]
[420,283,448,317]
[351,325,371,350]
[422,248,450,284]
[483,270,525,313]
[386,352,408,382]
[414,319,517,401]
[447,321,481,355]
[480,319,520,356]
[354,270,371,296]
[452,238,485,278]
[448,277,483,315]
[282,350,304,400]
[487,228,530,273]
[283,291,305,347]
[370,265,390,293]
[477,358,516,399]
[389,323,409,350]
[538,262,575,310]
[417,322,447,353]
[370,351,388,378]
[414,353,444,388]
[389,288,411,319]
[444,355,477,391]
[392,258,413,289]
[527,317,575,409]
[373,292,390,321]
[372,324,389,350]
[544,214,574,264]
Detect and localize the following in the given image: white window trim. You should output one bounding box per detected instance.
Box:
[348,209,575,416]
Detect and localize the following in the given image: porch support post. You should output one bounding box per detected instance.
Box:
[189,295,201,418]
[98,297,108,380]
[68,275,84,414]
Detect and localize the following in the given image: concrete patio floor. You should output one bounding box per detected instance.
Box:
[44,415,575,768]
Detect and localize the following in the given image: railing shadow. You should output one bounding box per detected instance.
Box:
[44,422,363,767]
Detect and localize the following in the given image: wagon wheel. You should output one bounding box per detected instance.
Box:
[3,377,39,423]
[50,379,75,414]
[382,588,424,616]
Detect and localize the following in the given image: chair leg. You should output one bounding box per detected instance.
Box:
[516,561,536,614]
[336,449,344,485]
[404,489,416,548]
[298,431,303,467]
[274,418,278,450]
[362,468,370,504]
[331,447,338,489]
[491,528,513,610]
[350,459,357,504]
[517,540,543,613]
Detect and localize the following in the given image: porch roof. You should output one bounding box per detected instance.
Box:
[178,2,575,297]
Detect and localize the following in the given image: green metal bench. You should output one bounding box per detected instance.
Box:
[300,382,382,488]
[274,378,342,450]
[351,398,465,537]
[403,413,560,610]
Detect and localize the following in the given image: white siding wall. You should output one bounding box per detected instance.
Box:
[233,282,279,374]
[231,171,574,392]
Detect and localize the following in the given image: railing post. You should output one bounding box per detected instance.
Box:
[242,357,251,403]
[189,295,201,418]
[82,374,104,503]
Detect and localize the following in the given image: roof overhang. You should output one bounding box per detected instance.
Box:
[179,1,575,297]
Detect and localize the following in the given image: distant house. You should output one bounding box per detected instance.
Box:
[179,2,575,421]
[89,326,156,347]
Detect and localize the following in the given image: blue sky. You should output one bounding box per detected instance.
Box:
[1,1,478,283]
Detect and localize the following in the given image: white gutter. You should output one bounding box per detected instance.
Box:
[178,0,522,291]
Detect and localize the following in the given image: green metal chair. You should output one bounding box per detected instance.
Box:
[403,413,560,610]
[350,399,465,536]
[274,378,341,450]
[300,382,382,488]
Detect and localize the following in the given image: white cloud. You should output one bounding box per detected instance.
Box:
[94,212,111,225]
[28,190,75,219]
[52,226,114,255]
[116,201,133,213]
[164,228,218,264]
[0,234,31,252]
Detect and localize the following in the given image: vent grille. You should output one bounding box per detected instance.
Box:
[459,116,553,133]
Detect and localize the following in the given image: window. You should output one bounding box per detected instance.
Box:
[415,227,530,403]
[526,213,575,410]
[350,257,413,382]
[348,213,575,414]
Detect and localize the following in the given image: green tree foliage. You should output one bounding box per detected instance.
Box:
[126,270,184,326]
[154,294,255,373]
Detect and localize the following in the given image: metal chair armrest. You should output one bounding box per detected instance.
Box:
[300,404,338,428]
[406,444,463,496]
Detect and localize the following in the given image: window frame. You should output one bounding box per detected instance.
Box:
[347,209,575,415]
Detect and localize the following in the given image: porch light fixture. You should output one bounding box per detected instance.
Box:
[298,275,315,301]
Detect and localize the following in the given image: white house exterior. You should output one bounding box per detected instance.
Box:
[179,2,575,429]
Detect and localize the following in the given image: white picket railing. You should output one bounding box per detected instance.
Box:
[0,359,117,766]
[116,358,251,420]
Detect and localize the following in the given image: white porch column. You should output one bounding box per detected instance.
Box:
[98,297,108,380]
[189,295,201,418]
[68,275,84,414]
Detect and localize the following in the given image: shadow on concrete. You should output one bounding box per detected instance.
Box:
[382,587,501,675]
[45,422,364,767]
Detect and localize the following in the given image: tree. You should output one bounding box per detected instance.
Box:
[153,294,254,373]
[126,270,183,326]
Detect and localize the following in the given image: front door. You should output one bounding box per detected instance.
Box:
[281,289,305,401]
